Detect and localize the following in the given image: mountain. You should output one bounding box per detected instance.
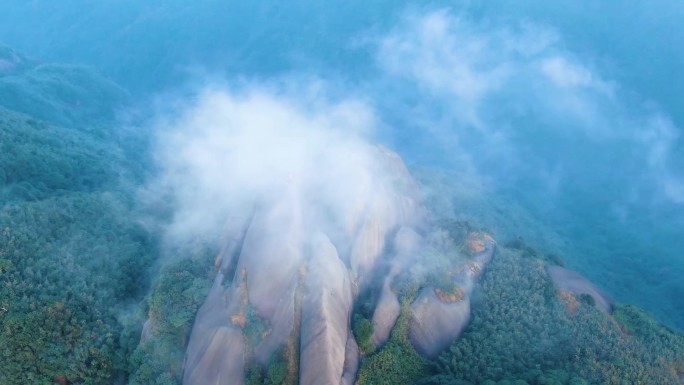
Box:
[0,39,683,385]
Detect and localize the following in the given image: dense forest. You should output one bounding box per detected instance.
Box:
[0,47,153,384]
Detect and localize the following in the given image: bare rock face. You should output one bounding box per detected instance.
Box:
[182,146,425,385]
[240,191,305,361]
[370,227,423,348]
[547,266,613,313]
[409,288,471,358]
[371,278,401,348]
[299,234,353,385]
[181,147,498,382]
[408,237,496,358]
[183,280,246,385]
[340,334,360,385]
[183,326,245,385]
[140,319,152,344]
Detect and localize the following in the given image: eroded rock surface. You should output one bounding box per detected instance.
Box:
[371,278,400,348]
[409,238,496,358]
[547,266,613,313]
[140,319,152,344]
[371,227,423,348]
[409,288,471,358]
[182,146,425,385]
[340,334,360,385]
[183,281,245,385]
[299,234,353,385]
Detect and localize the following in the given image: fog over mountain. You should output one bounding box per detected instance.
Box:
[0,2,683,385]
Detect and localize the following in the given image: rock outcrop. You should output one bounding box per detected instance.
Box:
[182,146,425,385]
[371,278,400,348]
[183,278,246,385]
[180,142,502,382]
[408,237,496,358]
[340,334,360,385]
[370,227,422,348]
[139,319,152,344]
[547,266,613,313]
[409,288,471,357]
[299,234,353,385]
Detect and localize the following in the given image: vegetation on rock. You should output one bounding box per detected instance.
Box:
[356,296,430,384]
[420,247,684,385]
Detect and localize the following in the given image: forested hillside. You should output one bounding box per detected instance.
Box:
[421,246,684,385]
[0,48,154,384]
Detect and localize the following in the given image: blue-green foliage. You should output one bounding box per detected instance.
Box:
[243,304,271,347]
[353,314,375,355]
[128,258,211,385]
[0,107,113,201]
[356,296,430,385]
[265,348,288,385]
[0,53,153,384]
[243,346,289,385]
[0,46,128,128]
[0,146,152,384]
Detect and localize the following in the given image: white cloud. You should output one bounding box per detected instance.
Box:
[378,11,513,128]
[147,82,421,249]
[663,176,684,204]
[540,56,601,89]
[375,9,683,205]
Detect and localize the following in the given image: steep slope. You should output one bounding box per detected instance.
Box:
[0,48,151,385]
[182,146,426,385]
